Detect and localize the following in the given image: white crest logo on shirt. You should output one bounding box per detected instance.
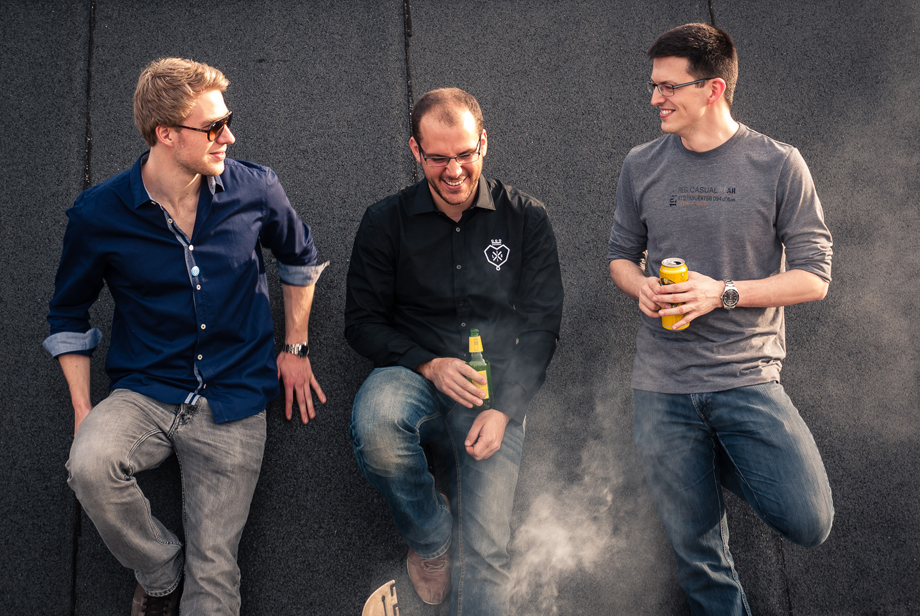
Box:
[484,239,510,271]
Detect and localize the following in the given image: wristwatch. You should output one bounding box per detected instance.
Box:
[721,280,740,310]
[282,342,310,358]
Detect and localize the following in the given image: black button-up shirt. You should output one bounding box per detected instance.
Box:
[345,177,563,422]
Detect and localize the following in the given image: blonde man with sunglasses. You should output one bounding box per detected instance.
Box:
[45,58,327,615]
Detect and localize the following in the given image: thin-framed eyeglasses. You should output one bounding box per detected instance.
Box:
[419,134,483,167]
[177,112,233,141]
[646,78,715,97]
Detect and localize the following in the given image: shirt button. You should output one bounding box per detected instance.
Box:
[200,324,206,330]
[191,266,200,276]
[461,322,466,327]
[459,301,464,306]
[456,265,461,270]
[456,227,461,232]
[197,354,203,360]
[196,284,201,290]
[167,218,173,224]
[189,245,195,251]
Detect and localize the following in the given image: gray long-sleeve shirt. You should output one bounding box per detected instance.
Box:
[607,124,832,394]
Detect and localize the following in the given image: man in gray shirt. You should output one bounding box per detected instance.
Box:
[607,23,834,615]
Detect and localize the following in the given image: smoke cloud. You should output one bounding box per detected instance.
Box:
[509,438,620,615]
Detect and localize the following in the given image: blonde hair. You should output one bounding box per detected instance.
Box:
[133,58,229,147]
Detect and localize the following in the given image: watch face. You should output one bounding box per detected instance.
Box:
[723,288,740,308]
[285,343,309,357]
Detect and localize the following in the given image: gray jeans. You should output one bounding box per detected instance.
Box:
[67,389,266,615]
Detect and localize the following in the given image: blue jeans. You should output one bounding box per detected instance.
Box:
[67,389,266,616]
[633,383,833,616]
[351,366,525,616]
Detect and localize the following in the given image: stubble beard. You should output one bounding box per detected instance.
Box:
[175,137,225,178]
[182,154,223,178]
[428,167,479,208]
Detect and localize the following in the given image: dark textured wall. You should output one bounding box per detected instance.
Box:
[1,1,917,614]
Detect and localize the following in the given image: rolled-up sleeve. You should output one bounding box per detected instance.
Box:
[44,203,106,358]
[43,329,103,357]
[277,261,329,286]
[776,148,833,283]
[258,168,328,286]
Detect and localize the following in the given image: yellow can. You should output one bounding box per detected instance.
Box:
[659,258,689,330]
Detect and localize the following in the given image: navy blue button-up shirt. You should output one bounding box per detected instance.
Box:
[44,152,325,423]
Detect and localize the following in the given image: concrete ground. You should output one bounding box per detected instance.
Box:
[1,1,917,614]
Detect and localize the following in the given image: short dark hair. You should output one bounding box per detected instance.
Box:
[647,23,738,107]
[411,88,483,145]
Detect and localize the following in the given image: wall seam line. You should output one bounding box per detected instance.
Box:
[71,0,95,613]
[403,0,418,183]
[82,1,95,191]
[707,0,718,27]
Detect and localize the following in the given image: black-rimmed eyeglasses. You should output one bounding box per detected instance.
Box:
[177,112,233,141]
[419,135,483,167]
[647,79,715,97]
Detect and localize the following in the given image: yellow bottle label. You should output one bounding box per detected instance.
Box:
[474,370,489,398]
[469,337,483,353]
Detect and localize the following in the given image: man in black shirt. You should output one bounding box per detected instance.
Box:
[345,88,563,614]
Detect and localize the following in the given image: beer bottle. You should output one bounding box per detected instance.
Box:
[467,329,492,410]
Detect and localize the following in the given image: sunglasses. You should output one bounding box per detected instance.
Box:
[176,112,233,141]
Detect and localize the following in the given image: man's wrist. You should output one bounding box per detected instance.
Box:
[721,280,740,310]
[72,398,93,414]
[282,342,310,358]
[417,356,453,371]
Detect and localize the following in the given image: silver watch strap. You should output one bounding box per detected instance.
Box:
[282,342,309,357]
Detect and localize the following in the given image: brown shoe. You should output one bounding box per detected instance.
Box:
[407,546,451,605]
[131,581,180,616]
